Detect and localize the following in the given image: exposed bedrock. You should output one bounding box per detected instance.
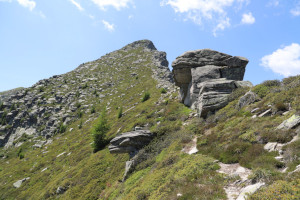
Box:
[172,49,251,117]
[109,130,153,156]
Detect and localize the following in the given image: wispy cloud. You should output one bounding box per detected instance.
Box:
[69,0,84,12]
[261,43,300,77]
[213,17,230,37]
[0,0,12,2]
[291,5,300,16]
[102,20,115,31]
[267,0,279,7]
[241,12,255,24]
[91,0,133,10]
[160,0,249,36]
[17,0,36,11]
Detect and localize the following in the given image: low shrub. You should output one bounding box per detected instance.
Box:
[160,88,167,94]
[117,107,123,118]
[141,92,150,102]
[252,84,270,98]
[262,80,281,87]
[91,105,96,114]
[275,102,287,111]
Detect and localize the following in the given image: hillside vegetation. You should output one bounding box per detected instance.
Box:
[0,41,300,199]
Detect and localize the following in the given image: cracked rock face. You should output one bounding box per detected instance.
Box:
[109,130,153,155]
[172,49,250,117]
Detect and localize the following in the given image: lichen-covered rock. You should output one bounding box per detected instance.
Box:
[277,114,300,130]
[238,91,259,109]
[109,130,153,155]
[172,49,249,117]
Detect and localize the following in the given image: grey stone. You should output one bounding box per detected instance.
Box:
[235,81,253,88]
[277,115,300,130]
[258,109,272,117]
[109,130,153,154]
[236,182,265,200]
[13,177,30,188]
[238,91,259,109]
[56,186,66,194]
[196,79,237,117]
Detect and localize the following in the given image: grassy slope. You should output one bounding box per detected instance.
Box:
[0,44,226,200]
[1,43,300,199]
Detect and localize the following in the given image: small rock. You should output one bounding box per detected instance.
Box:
[13,177,30,188]
[258,109,272,117]
[56,186,66,194]
[236,182,265,200]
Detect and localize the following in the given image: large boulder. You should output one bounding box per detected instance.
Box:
[109,130,153,155]
[172,49,250,117]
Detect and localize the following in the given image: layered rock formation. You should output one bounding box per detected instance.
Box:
[172,49,251,117]
[109,130,153,156]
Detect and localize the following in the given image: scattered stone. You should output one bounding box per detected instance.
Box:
[258,109,272,117]
[41,167,48,172]
[182,137,198,155]
[236,182,265,200]
[56,186,66,194]
[277,114,300,130]
[56,152,66,158]
[13,177,30,188]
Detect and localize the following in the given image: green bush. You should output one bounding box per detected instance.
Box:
[252,84,270,98]
[77,110,83,118]
[0,102,4,111]
[141,92,150,102]
[275,102,287,111]
[160,88,167,94]
[117,107,123,118]
[91,105,96,114]
[58,122,67,133]
[17,148,24,159]
[79,120,83,129]
[262,80,281,87]
[91,107,110,153]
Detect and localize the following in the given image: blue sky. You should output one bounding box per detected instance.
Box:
[1,0,300,91]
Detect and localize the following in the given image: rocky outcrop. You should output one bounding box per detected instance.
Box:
[172,49,250,117]
[109,129,154,181]
[109,130,153,156]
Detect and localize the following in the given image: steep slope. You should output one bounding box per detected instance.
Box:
[0,40,173,148]
[1,40,300,200]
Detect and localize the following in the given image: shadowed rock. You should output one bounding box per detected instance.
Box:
[109,130,153,155]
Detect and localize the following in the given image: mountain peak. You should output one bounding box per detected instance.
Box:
[122,39,157,51]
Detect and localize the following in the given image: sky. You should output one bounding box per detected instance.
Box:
[0,0,300,91]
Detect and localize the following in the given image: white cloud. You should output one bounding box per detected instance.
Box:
[128,15,133,19]
[91,0,133,10]
[102,20,115,31]
[291,7,300,16]
[69,0,84,11]
[241,12,255,24]
[17,0,36,11]
[161,0,249,35]
[261,43,300,77]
